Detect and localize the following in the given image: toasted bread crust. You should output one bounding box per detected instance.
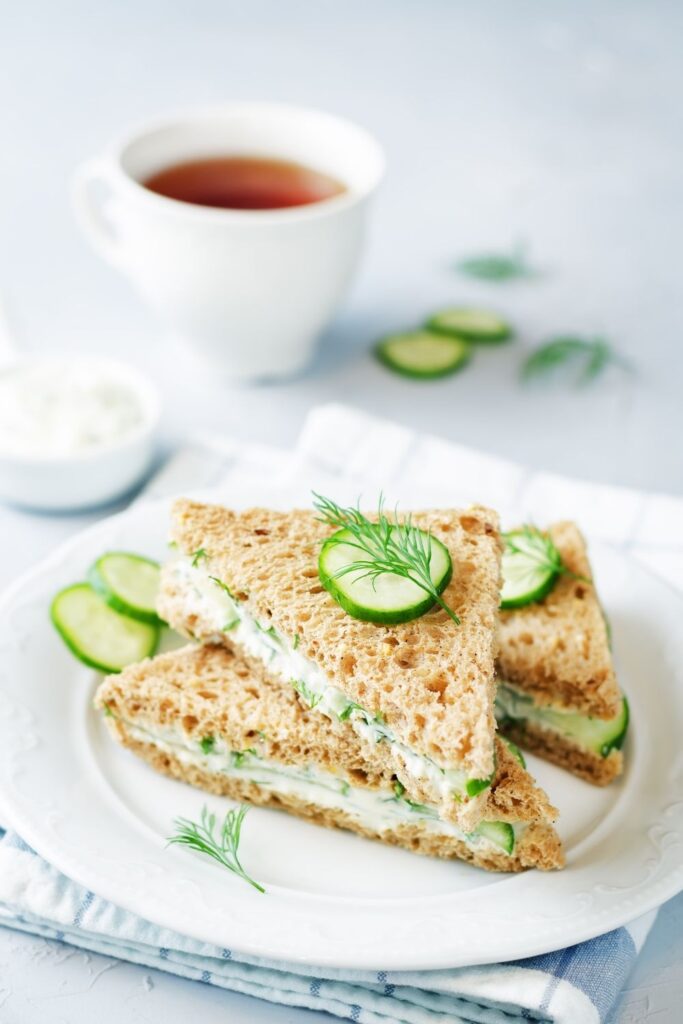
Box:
[95,644,558,832]
[500,719,624,786]
[498,522,621,718]
[162,499,503,781]
[107,728,564,872]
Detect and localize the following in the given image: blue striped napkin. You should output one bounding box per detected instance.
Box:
[0,828,654,1023]
[2,401,677,1024]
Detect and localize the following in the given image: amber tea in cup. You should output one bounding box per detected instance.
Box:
[143,155,346,211]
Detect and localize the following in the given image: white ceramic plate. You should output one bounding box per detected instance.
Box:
[0,493,682,970]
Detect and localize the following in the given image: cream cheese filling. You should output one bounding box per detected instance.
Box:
[113,712,521,855]
[168,558,493,802]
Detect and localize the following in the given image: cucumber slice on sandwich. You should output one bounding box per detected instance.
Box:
[375,330,470,379]
[89,552,162,624]
[539,696,630,758]
[500,528,560,609]
[319,526,452,624]
[471,821,515,854]
[51,583,160,673]
[427,308,512,343]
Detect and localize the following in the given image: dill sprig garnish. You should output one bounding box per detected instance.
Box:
[313,493,460,625]
[167,805,264,893]
[521,336,633,385]
[504,526,590,586]
[456,242,538,282]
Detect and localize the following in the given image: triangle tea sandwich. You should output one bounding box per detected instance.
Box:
[158,497,505,832]
[496,521,628,786]
[96,643,564,873]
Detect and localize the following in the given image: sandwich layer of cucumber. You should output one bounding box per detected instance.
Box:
[95,644,564,873]
[158,499,504,831]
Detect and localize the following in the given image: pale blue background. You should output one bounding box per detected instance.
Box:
[0,1,681,1020]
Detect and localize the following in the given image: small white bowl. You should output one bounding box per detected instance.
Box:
[0,356,161,511]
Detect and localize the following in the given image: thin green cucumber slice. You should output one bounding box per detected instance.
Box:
[319,526,452,624]
[501,736,526,768]
[89,552,161,624]
[465,772,495,798]
[497,684,629,759]
[500,529,559,609]
[471,821,515,854]
[427,307,512,343]
[535,696,630,758]
[51,583,160,673]
[375,330,471,379]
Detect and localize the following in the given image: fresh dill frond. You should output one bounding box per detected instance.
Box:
[291,678,322,708]
[199,736,215,755]
[393,779,406,799]
[293,633,301,650]
[521,336,632,386]
[339,700,364,722]
[209,576,236,600]
[231,748,257,768]
[313,493,460,625]
[404,798,439,819]
[191,548,209,567]
[503,526,590,586]
[456,242,538,282]
[254,621,281,643]
[167,805,264,893]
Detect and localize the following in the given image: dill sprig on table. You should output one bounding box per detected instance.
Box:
[167,805,265,893]
[456,242,538,282]
[312,493,460,625]
[521,336,633,385]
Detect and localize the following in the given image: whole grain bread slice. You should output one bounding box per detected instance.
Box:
[95,644,563,872]
[161,499,503,784]
[498,521,621,718]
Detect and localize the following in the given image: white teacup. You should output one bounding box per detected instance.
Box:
[73,104,384,381]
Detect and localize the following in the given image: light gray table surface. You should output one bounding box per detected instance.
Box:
[0,1,681,1020]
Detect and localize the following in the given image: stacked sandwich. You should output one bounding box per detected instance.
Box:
[97,498,571,873]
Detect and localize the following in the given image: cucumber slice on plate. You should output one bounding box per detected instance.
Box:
[427,307,512,343]
[500,528,560,609]
[319,527,452,624]
[51,583,160,673]
[89,552,161,623]
[471,821,515,854]
[375,331,470,379]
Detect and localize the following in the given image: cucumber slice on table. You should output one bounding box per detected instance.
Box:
[375,331,470,379]
[472,821,515,854]
[51,583,160,673]
[427,308,512,343]
[319,527,452,624]
[500,529,559,609]
[89,552,161,623]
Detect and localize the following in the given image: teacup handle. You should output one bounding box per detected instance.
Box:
[72,159,126,268]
